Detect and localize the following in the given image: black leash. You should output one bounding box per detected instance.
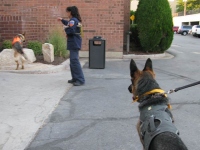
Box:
[165,81,200,94]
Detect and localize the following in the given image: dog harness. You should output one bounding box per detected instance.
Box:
[12,37,21,45]
[139,104,179,150]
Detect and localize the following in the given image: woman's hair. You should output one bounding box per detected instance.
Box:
[66,6,82,22]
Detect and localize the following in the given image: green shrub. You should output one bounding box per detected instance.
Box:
[27,41,42,55]
[2,40,12,49]
[130,24,141,47]
[135,0,173,53]
[47,27,68,58]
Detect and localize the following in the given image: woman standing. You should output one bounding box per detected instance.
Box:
[58,6,85,86]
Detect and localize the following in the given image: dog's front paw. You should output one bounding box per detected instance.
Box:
[172,117,175,123]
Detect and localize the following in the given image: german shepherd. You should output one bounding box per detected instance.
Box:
[128,58,188,150]
[12,33,26,70]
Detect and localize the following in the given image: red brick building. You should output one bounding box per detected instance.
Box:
[0,0,130,58]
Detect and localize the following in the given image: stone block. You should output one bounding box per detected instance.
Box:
[42,43,54,63]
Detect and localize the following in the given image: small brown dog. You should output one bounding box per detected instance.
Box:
[128,58,188,150]
[12,33,26,70]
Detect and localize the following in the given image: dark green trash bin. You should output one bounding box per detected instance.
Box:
[89,36,106,69]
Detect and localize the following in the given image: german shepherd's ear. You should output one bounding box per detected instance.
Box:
[22,32,26,36]
[143,58,153,71]
[130,59,139,77]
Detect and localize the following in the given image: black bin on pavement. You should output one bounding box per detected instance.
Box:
[89,36,106,69]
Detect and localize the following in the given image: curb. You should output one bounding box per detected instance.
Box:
[0,59,70,74]
[123,52,174,60]
[0,52,173,74]
[0,59,88,74]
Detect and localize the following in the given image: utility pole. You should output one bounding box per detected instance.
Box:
[183,0,187,16]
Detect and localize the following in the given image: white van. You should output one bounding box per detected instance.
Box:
[192,25,200,37]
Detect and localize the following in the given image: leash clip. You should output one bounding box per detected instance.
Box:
[165,89,175,94]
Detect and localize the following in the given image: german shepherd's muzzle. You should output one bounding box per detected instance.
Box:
[128,58,188,150]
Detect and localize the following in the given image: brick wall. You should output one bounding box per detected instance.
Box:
[0,0,130,56]
[0,16,23,42]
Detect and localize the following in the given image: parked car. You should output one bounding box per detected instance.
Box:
[177,25,192,35]
[173,26,179,33]
[192,25,200,37]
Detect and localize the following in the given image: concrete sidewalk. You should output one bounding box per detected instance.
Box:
[0,59,86,150]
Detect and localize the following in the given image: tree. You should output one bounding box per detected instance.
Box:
[135,0,173,53]
[176,0,200,12]
[130,10,135,16]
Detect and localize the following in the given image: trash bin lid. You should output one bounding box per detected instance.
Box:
[89,36,105,41]
[93,36,102,39]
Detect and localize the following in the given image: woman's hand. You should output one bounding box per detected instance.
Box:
[57,17,63,21]
[63,25,69,29]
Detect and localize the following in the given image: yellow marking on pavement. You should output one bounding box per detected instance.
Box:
[171,45,181,47]
[170,48,183,53]
[192,52,200,54]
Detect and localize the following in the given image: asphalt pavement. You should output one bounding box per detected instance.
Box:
[25,34,200,150]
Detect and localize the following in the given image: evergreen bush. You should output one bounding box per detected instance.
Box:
[135,0,173,53]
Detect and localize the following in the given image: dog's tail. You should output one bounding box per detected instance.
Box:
[22,51,32,63]
[22,53,28,60]
[19,54,26,63]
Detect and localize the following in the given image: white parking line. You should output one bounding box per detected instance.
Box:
[170,48,183,53]
[192,52,200,54]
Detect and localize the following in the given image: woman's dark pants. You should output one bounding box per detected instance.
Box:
[69,50,85,84]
